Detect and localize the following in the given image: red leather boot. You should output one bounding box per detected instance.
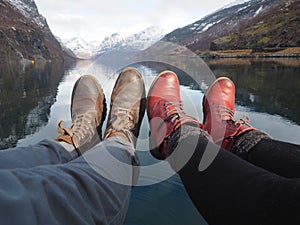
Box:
[147,71,204,159]
[203,77,256,151]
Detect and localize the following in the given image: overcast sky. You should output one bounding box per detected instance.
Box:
[34,0,240,42]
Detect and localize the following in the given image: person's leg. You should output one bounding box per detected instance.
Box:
[203,77,300,178]
[0,140,76,169]
[147,72,300,225]
[169,125,300,225]
[0,137,136,225]
[0,67,146,225]
[232,131,300,178]
[0,75,106,170]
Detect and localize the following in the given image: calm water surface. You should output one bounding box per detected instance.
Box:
[0,58,300,224]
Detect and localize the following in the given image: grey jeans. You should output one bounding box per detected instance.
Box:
[0,137,137,225]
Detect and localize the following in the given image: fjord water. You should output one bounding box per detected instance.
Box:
[0,58,300,224]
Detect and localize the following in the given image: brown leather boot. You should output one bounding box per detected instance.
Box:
[104,67,146,146]
[56,75,106,155]
[203,77,256,151]
[147,71,204,159]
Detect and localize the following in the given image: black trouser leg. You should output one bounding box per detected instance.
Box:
[246,138,300,178]
[168,125,300,225]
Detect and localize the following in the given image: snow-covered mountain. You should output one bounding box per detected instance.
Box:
[221,0,251,10]
[163,0,284,51]
[96,26,165,55]
[62,26,165,59]
[62,37,99,59]
[97,33,125,55]
[6,0,49,31]
[121,26,165,51]
[95,26,165,56]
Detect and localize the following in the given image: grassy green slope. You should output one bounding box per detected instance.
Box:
[211,0,300,51]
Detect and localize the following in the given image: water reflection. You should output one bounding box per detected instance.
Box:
[0,61,69,149]
[1,58,300,225]
[5,58,300,151]
[207,59,300,125]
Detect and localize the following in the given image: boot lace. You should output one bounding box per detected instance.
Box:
[216,105,251,126]
[164,101,186,123]
[104,106,136,142]
[72,110,97,141]
[58,109,97,143]
[112,106,135,130]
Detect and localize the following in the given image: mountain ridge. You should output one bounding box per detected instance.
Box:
[163,0,299,53]
[210,0,300,51]
[62,26,165,59]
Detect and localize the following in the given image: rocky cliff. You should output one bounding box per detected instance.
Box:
[0,0,72,62]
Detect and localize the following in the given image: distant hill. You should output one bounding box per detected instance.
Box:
[0,0,73,62]
[163,0,299,52]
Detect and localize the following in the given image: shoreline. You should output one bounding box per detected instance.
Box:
[204,58,300,67]
[196,47,300,59]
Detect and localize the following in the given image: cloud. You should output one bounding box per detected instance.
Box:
[56,13,84,21]
[35,0,236,41]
